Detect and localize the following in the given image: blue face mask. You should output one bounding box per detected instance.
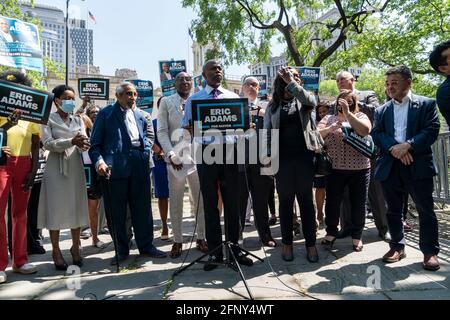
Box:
[60,100,76,114]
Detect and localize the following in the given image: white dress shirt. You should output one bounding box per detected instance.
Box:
[124,107,141,147]
[393,91,412,143]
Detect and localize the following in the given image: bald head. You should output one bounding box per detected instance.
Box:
[242,76,259,100]
[336,71,356,91]
[202,59,223,88]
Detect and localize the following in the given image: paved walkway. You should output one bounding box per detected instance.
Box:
[0,202,449,300]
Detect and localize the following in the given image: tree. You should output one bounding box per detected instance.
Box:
[182,0,391,67]
[325,0,450,76]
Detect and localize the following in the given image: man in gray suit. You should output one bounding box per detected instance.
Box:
[333,71,390,242]
[157,72,207,259]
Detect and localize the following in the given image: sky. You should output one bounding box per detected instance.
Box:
[37,0,254,86]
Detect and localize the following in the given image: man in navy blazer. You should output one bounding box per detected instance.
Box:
[372,66,441,271]
[89,82,166,264]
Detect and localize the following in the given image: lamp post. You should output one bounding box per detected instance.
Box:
[65,0,69,85]
[65,0,85,85]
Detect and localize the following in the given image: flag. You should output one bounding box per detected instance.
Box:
[188,27,194,41]
[88,11,97,24]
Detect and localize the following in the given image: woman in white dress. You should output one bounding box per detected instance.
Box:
[38,85,90,270]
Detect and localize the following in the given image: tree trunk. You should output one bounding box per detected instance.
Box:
[275,22,304,66]
[313,32,347,67]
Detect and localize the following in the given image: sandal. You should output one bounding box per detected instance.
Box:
[92,240,106,248]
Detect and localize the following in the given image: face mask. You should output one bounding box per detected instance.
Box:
[60,100,76,114]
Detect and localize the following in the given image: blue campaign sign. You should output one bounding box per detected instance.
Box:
[298,67,321,92]
[193,75,206,93]
[159,60,187,96]
[84,166,92,187]
[127,79,154,111]
[246,75,268,99]
[0,15,43,72]
[192,98,250,132]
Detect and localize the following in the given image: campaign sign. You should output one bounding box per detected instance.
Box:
[192,98,249,132]
[247,74,268,99]
[0,15,43,72]
[126,79,154,114]
[78,78,110,100]
[0,80,53,125]
[159,60,187,97]
[84,166,92,187]
[298,67,321,92]
[33,153,47,184]
[193,75,206,93]
[0,129,5,166]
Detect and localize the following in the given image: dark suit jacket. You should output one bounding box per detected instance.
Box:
[89,102,151,179]
[372,94,440,182]
[436,76,450,128]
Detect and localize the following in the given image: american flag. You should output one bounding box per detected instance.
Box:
[88,11,97,24]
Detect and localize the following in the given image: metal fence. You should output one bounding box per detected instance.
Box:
[433,132,450,204]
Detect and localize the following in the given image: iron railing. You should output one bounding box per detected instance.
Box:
[433,132,450,204]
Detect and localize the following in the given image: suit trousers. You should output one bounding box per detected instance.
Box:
[241,164,274,243]
[167,166,205,243]
[326,169,370,240]
[102,150,154,257]
[381,160,439,255]
[197,162,245,258]
[276,154,316,247]
[340,161,388,234]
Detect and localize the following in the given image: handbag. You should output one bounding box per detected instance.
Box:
[341,124,378,159]
[315,149,333,176]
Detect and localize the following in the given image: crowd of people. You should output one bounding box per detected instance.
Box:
[0,40,449,285]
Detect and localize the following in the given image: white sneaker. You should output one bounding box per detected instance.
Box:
[0,271,6,284]
[13,263,37,275]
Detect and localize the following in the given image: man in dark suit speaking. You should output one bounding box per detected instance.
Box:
[90,82,166,265]
[372,66,441,271]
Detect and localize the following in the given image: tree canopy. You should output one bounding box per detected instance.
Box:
[182,0,448,78]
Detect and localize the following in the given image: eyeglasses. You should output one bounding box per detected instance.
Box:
[124,91,137,97]
[177,77,193,82]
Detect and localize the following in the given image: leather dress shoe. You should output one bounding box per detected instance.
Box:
[423,254,440,271]
[196,239,209,253]
[28,244,46,255]
[110,255,129,266]
[141,247,167,258]
[203,255,223,271]
[382,248,406,263]
[281,244,294,262]
[306,246,319,263]
[170,243,183,259]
